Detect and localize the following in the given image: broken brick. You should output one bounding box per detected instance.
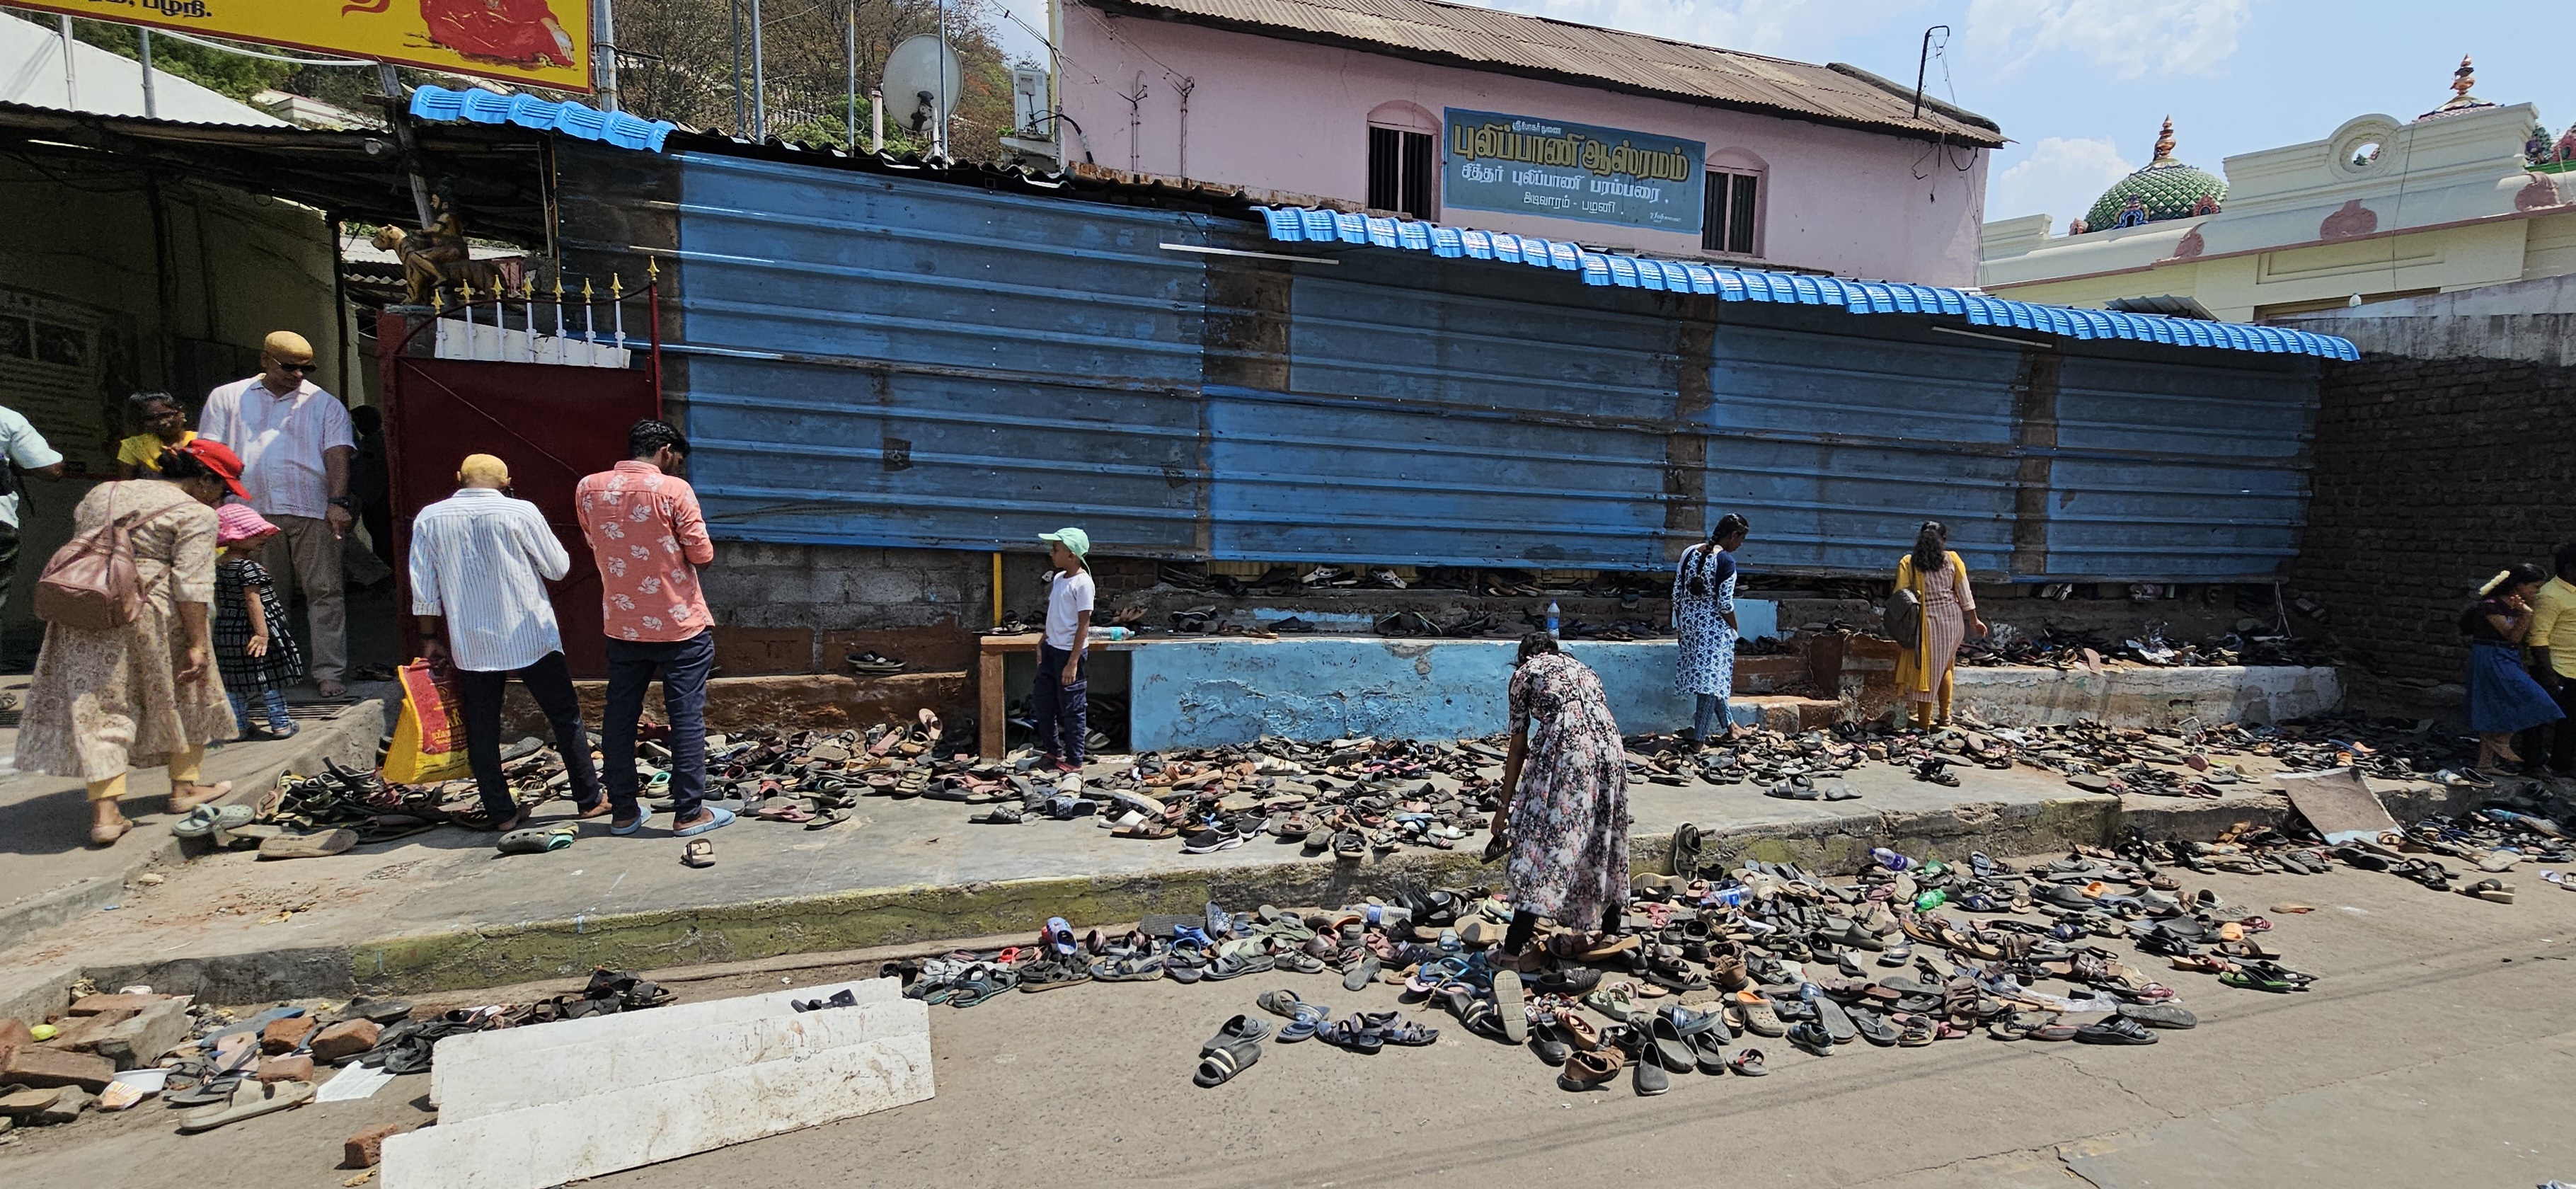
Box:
[260,1016,318,1055]
[0,1017,29,1067]
[66,992,167,1016]
[343,1122,408,1168]
[2,1045,115,1091]
[256,1054,314,1084]
[310,1019,381,1063]
[35,1009,135,1052]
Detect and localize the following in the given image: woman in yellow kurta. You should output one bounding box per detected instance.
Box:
[115,392,197,478]
[1891,521,1986,728]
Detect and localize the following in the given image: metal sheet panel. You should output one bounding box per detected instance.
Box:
[675,153,1214,554]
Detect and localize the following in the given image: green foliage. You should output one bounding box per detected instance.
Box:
[60,18,293,103]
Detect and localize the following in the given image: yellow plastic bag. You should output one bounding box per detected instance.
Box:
[381,660,472,783]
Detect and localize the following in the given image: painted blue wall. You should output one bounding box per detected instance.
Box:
[1129,637,1744,749]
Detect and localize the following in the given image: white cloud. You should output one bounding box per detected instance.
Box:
[1965,0,2252,81]
[1991,134,2134,224]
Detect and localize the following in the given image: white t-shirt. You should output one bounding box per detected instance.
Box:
[0,405,64,531]
[1044,568,1096,650]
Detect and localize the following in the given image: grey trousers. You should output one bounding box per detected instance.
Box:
[258,513,345,684]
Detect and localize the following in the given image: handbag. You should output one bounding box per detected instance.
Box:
[381,660,473,783]
[1884,587,1923,650]
[33,485,183,631]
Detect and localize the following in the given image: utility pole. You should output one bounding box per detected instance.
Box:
[592,0,620,111]
[57,16,76,110]
[137,28,156,119]
[933,0,950,157]
[749,0,766,141]
[845,0,857,151]
[380,62,433,229]
[730,0,744,135]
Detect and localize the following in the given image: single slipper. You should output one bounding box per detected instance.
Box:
[1491,969,1528,1044]
[1277,1002,1333,1042]
[1342,954,1381,992]
[1728,1046,1769,1076]
[2074,1016,2159,1045]
[674,805,737,837]
[172,803,255,839]
[1255,988,1310,1019]
[680,838,716,868]
[496,826,575,855]
[1201,1013,1272,1054]
[257,828,357,860]
[1193,1038,1261,1088]
[2459,878,2515,904]
[176,1078,315,1133]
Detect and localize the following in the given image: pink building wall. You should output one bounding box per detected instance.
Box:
[1054,6,1990,286]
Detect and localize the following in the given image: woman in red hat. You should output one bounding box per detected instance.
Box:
[17,440,247,845]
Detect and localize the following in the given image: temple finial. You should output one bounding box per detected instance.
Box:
[2452,54,2475,99]
[2152,116,2175,161]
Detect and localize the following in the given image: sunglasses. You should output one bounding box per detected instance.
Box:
[275,362,316,374]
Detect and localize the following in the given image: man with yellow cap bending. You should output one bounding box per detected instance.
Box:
[198,331,359,696]
[410,453,605,832]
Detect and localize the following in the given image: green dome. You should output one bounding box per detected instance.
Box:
[2080,118,2226,232]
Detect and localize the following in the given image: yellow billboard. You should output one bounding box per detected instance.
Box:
[13,0,590,93]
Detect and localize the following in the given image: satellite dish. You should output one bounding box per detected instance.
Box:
[882,33,965,147]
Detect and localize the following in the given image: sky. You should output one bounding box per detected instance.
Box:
[993,0,2576,231]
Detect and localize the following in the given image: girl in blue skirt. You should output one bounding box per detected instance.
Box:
[2463,563,2562,772]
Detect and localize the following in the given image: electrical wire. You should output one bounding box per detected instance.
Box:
[146,26,379,67]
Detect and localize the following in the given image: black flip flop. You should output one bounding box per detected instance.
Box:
[1193,1038,1260,1087]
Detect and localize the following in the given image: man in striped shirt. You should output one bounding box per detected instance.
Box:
[412,454,605,832]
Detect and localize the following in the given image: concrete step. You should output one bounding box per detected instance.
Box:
[1738,694,1841,733]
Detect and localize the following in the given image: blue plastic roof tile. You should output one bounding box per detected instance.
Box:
[409,84,677,152]
[1248,207,2357,360]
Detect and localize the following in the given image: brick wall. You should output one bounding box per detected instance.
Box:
[698,543,991,677]
[2287,352,2576,682]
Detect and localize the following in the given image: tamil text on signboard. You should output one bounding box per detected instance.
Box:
[13,0,589,92]
[1444,108,1703,234]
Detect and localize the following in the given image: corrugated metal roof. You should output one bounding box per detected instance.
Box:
[1095,0,2003,147]
[1257,205,2360,360]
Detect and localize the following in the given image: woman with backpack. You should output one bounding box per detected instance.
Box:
[16,441,245,845]
[1673,513,1750,742]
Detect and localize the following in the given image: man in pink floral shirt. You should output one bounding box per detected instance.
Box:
[575,420,728,839]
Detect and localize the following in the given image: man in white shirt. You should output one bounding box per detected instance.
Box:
[197,331,357,696]
[1033,527,1096,774]
[410,453,604,832]
[0,402,65,665]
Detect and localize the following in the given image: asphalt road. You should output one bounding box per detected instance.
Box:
[6,858,2572,1189]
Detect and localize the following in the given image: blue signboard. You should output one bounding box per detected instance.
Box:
[1443,108,1705,234]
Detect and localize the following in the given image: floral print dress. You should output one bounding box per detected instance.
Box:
[1672,544,1737,696]
[1506,651,1632,928]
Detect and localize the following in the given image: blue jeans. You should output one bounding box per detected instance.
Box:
[229,689,293,734]
[1694,694,1727,740]
[1031,643,1088,764]
[602,629,714,822]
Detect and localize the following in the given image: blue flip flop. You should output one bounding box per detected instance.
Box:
[674,805,735,838]
[1277,1002,1332,1042]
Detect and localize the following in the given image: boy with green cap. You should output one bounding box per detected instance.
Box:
[1034,527,1095,773]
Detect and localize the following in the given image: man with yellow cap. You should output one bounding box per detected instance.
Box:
[410,453,605,832]
[198,331,359,696]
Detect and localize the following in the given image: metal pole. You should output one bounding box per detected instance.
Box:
[1911,25,1948,121]
[845,0,857,151]
[749,0,766,142]
[57,16,76,110]
[379,62,433,229]
[137,28,155,119]
[869,88,882,153]
[592,0,619,111]
[933,0,951,156]
[730,0,744,135]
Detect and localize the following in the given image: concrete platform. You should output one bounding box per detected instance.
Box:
[1952,665,2341,730]
[0,692,386,958]
[0,742,2499,1010]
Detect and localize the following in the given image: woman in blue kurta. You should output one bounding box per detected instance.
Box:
[1673,514,1749,742]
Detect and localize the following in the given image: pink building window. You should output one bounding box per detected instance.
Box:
[1703,169,1761,255]
[1366,102,1437,219]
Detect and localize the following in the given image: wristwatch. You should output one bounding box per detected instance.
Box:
[328,497,354,510]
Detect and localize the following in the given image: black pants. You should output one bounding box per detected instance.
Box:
[602,630,714,822]
[1031,643,1088,764]
[0,522,17,662]
[460,651,602,824]
[2537,679,2576,773]
[1504,905,1623,955]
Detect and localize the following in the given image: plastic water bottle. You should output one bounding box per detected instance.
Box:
[1102,626,1131,641]
[1708,886,1750,908]
[1870,847,1915,871]
[1545,600,1560,639]
[1914,888,1948,912]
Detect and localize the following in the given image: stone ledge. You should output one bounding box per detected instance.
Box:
[501,672,973,733]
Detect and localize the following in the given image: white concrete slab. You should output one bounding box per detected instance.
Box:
[436,998,927,1122]
[381,1030,935,1189]
[427,980,900,1105]
[1951,665,2339,729]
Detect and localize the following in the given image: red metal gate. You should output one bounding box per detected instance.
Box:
[377,296,662,677]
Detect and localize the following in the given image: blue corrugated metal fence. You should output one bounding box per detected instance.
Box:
[673,154,2321,581]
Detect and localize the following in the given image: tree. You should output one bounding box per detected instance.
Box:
[613,0,1017,160]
